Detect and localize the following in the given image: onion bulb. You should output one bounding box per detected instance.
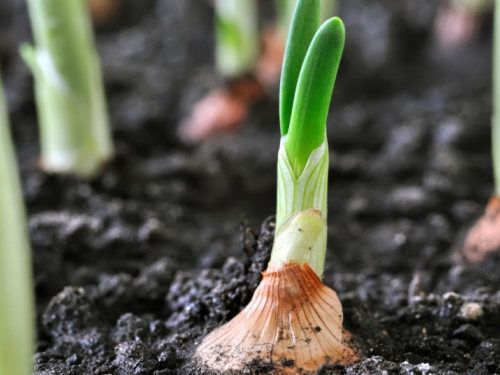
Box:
[194,261,357,373]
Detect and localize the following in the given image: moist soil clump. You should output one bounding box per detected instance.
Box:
[2,0,500,374]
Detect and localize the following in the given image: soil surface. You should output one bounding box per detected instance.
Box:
[2,0,500,374]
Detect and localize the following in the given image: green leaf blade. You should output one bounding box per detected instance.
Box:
[279,0,321,136]
[284,17,345,176]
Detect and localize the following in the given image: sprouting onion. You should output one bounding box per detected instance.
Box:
[194,1,355,373]
[215,0,259,78]
[195,211,355,374]
[21,0,113,178]
[0,68,35,375]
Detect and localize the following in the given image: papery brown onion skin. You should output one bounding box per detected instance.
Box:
[194,262,358,374]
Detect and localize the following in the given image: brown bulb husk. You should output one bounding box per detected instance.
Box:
[459,195,500,263]
[194,262,358,374]
[89,0,121,25]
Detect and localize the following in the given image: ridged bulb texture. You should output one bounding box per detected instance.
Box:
[194,262,357,374]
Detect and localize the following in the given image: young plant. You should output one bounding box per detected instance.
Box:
[194,1,357,373]
[0,68,35,375]
[21,0,113,178]
[215,0,259,79]
[461,0,500,262]
[179,0,261,143]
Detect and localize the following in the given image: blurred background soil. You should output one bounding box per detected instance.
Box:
[2,0,500,373]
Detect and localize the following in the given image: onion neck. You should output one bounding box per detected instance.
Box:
[270,208,327,278]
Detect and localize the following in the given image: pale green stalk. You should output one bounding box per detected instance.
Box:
[276,139,328,231]
[215,0,259,78]
[0,70,35,375]
[271,209,327,277]
[21,0,113,178]
[494,0,500,196]
[274,138,328,277]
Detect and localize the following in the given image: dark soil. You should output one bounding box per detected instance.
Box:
[2,0,500,374]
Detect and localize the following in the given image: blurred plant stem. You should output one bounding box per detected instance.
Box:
[0,67,35,375]
[215,0,259,78]
[22,0,113,178]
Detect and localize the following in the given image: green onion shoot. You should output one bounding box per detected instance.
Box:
[0,67,35,375]
[275,0,343,276]
[194,1,358,373]
[215,0,259,78]
[21,0,113,178]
